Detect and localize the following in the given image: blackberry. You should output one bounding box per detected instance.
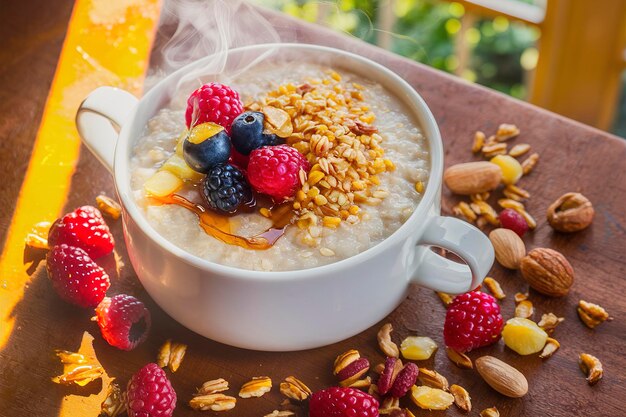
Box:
[202,164,253,213]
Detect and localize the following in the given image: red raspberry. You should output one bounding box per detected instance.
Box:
[48,205,114,259]
[46,244,110,307]
[390,362,419,398]
[127,363,176,417]
[444,291,504,352]
[185,83,243,133]
[246,145,310,201]
[95,294,151,351]
[499,208,529,237]
[309,387,379,417]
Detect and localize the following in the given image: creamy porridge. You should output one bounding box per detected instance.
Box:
[130,63,430,271]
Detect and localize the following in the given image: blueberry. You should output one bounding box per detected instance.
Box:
[202,164,253,213]
[231,111,283,155]
[183,130,231,173]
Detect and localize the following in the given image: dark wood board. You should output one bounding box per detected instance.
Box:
[1,3,625,417]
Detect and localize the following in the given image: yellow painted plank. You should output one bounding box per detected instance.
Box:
[0,0,160,361]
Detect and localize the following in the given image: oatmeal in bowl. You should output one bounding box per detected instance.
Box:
[130,63,430,271]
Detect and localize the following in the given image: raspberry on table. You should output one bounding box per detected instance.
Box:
[48,205,115,259]
[443,291,504,352]
[246,144,310,201]
[309,386,379,417]
[95,294,151,351]
[185,82,243,133]
[499,208,529,237]
[127,363,176,417]
[202,164,253,214]
[46,244,110,308]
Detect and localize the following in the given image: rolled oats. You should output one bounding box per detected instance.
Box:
[239,376,272,398]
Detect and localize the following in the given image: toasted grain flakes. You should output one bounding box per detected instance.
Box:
[539,337,560,359]
[450,384,472,413]
[472,131,486,153]
[189,394,236,411]
[515,300,534,319]
[279,376,311,401]
[577,300,609,329]
[579,353,603,385]
[537,313,564,334]
[483,277,506,300]
[446,347,473,369]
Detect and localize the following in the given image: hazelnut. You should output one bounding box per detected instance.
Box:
[520,248,574,297]
[546,192,594,232]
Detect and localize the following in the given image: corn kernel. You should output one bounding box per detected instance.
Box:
[348,205,360,215]
[339,210,349,219]
[502,317,548,355]
[370,175,381,185]
[314,195,328,206]
[308,171,324,185]
[292,202,301,210]
[307,187,320,198]
[352,180,365,191]
[322,216,341,228]
[490,155,523,185]
[415,181,425,193]
[330,71,341,81]
[400,336,438,360]
[259,208,271,218]
[383,159,396,171]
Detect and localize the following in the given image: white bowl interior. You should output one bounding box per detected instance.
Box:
[114,43,444,278]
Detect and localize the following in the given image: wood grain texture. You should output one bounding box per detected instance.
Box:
[1,4,625,417]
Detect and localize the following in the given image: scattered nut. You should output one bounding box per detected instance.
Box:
[475,356,528,398]
[515,300,534,319]
[443,162,502,195]
[96,195,122,219]
[417,368,449,391]
[480,407,500,417]
[537,313,565,334]
[100,382,126,417]
[157,340,187,372]
[52,349,103,386]
[521,152,539,175]
[472,131,486,153]
[579,353,603,385]
[377,323,399,358]
[348,376,372,389]
[25,221,52,249]
[483,277,506,300]
[577,300,609,329]
[489,228,526,269]
[436,291,454,307]
[539,337,560,359]
[450,384,472,413]
[279,376,311,401]
[333,349,361,375]
[495,123,520,141]
[509,143,531,157]
[446,347,473,369]
[239,376,272,398]
[264,411,295,417]
[189,394,237,411]
[520,248,574,297]
[410,386,454,410]
[547,192,594,232]
[197,378,229,395]
[514,292,529,303]
[503,184,530,201]
[380,396,400,411]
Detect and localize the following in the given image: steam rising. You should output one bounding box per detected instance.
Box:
[148,0,283,91]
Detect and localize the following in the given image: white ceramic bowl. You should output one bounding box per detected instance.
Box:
[76,44,493,351]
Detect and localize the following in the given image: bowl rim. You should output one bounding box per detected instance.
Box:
[114,43,443,281]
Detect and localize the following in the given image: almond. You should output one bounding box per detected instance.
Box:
[489,228,526,269]
[475,356,528,398]
[443,162,502,195]
[520,248,574,297]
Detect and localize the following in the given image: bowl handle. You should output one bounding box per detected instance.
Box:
[411,216,494,294]
[76,87,139,173]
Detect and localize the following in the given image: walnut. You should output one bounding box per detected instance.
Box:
[547,192,594,232]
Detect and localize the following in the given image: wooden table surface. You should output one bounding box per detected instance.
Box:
[1,2,625,416]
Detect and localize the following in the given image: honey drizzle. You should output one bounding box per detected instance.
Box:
[157,194,294,250]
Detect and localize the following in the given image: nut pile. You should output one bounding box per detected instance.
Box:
[248,72,397,245]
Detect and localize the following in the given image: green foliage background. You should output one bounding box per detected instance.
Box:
[252,0,540,99]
